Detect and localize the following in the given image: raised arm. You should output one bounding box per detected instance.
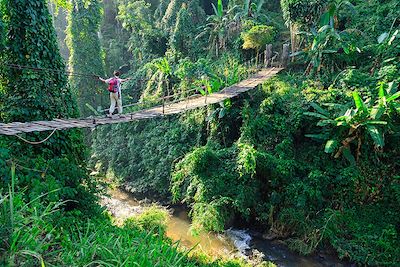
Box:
[98,77,107,83]
[120,78,132,83]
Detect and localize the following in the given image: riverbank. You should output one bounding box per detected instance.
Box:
[101,188,352,267]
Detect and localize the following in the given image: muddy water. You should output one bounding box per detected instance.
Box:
[165,206,235,257]
[102,189,351,266]
[101,189,234,257]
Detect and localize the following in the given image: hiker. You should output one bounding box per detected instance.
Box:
[98,71,131,118]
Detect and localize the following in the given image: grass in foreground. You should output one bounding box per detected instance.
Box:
[0,167,274,267]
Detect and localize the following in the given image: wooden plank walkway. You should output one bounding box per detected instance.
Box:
[0,68,283,136]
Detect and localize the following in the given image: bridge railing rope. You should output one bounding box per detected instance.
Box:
[111,44,288,117]
[0,43,289,122]
[0,67,283,136]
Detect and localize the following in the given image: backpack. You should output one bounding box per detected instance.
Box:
[108,78,119,93]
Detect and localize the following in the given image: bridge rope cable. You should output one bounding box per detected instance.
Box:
[14,128,58,145]
[115,54,267,112]
[0,66,278,138]
[0,53,264,82]
[1,63,99,78]
[1,53,267,119]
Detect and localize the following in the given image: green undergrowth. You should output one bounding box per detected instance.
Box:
[90,108,208,197]
[172,70,400,265]
[0,164,270,267]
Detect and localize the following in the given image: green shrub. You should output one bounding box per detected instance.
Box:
[125,205,169,235]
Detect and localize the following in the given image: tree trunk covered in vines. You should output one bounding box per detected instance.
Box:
[0,0,88,204]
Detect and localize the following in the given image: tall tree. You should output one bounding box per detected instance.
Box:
[0,10,4,50]
[1,0,78,123]
[187,0,206,24]
[67,0,105,115]
[155,0,168,25]
[0,0,88,203]
[161,0,185,32]
[0,5,5,95]
[170,4,195,56]
[49,1,70,62]
[118,0,166,63]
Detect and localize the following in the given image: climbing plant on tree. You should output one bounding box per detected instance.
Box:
[0,0,89,204]
[155,0,168,25]
[280,0,328,27]
[0,11,4,50]
[161,0,185,32]
[170,4,195,57]
[169,0,205,59]
[0,7,4,99]
[67,0,106,115]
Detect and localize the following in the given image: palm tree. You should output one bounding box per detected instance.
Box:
[229,0,268,23]
[320,0,354,28]
[141,57,173,103]
[196,0,231,57]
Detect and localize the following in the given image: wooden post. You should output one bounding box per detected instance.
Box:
[281,44,290,68]
[264,44,272,68]
[162,82,166,115]
[205,86,208,104]
[290,22,298,62]
[162,94,165,114]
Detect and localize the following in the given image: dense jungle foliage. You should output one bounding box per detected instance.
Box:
[0,0,399,266]
[91,0,400,265]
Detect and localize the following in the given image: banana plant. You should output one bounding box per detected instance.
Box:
[229,0,269,23]
[294,25,341,75]
[292,0,356,75]
[142,57,173,103]
[319,0,355,28]
[196,0,231,57]
[305,83,400,163]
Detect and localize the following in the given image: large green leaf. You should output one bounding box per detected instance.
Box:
[366,120,387,125]
[319,13,330,27]
[217,0,223,17]
[366,125,384,147]
[304,112,329,119]
[370,106,385,120]
[324,140,338,153]
[378,32,389,44]
[310,102,329,116]
[352,91,365,111]
[387,91,400,102]
[342,147,356,165]
[317,119,337,127]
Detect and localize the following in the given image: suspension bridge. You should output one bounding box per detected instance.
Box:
[0,43,290,137]
[0,67,283,136]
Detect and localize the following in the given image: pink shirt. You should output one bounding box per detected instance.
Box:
[105,77,123,93]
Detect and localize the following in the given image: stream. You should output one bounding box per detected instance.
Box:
[101,188,352,267]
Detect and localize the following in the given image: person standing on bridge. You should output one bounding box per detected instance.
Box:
[98,71,131,118]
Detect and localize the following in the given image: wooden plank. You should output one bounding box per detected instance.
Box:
[0,68,283,135]
[0,128,20,135]
[32,122,58,131]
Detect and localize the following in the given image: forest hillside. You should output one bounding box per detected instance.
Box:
[0,0,399,266]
